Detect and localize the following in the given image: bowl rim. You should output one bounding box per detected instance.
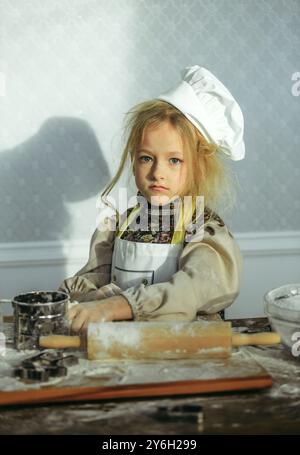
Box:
[263,283,300,302]
[12,290,69,307]
[264,283,300,322]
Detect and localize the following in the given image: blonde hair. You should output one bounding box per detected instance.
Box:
[101,99,237,221]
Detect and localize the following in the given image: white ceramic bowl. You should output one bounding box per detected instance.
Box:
[264,283,300,350]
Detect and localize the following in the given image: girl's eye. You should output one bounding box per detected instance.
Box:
[169,158,182,165]
[138,156,183,165]
[139,156,152,162]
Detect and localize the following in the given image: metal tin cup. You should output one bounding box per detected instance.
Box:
[12,291,69,350]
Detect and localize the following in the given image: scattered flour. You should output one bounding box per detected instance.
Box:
[242,346,300,399]
[0,347,266,392]
[89,322,141,349]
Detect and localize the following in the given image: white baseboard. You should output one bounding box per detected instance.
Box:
[1,231,300,318]
[226,231,300,319]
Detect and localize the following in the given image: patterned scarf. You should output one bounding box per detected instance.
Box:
[118,191,225,243]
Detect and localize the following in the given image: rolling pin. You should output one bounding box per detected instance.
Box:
[39,320,281,361]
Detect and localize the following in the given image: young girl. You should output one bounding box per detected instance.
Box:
[59,65,245,333]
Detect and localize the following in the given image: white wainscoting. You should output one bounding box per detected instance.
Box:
[226,231,300,319]
[0,232,300,318]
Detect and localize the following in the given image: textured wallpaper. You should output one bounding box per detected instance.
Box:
[1,0,299,242]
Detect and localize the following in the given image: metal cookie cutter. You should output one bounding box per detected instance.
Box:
[14,350,78,382]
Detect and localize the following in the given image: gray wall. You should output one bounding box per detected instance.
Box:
[1,0,300,243]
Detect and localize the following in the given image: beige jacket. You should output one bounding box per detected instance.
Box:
[58,211,243,321]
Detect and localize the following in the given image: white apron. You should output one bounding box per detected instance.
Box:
[111,200,195,290]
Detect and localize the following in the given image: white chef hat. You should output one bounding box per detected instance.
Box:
[157,65,245,161]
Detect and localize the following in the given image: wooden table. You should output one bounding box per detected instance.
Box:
[0,318,299,435]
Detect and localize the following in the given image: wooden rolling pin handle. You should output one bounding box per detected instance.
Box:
[232,332,281,346]
[39,335,82,349]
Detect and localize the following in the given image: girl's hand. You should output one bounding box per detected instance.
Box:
[68,295,133,333]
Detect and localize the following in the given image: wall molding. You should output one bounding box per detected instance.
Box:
[0,231,300,267]
[0,240,89,268]
[236,231,300,256]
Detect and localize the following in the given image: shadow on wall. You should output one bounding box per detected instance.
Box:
[0,117,110,243]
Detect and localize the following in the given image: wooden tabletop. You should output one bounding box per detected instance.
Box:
[0,318,299,435]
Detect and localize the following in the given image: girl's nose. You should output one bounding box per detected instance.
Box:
[150,160,165,180]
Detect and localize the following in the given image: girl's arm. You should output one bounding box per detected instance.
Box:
[58,215,117,299]
[119,218,243,322]
[66,214,242,331]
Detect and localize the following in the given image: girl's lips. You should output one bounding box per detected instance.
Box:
[149,186,168,191]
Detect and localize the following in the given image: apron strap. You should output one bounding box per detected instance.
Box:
[116,204,142,239]
[171,197,197,244]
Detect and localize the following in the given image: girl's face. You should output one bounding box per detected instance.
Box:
[134,121,187,205]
